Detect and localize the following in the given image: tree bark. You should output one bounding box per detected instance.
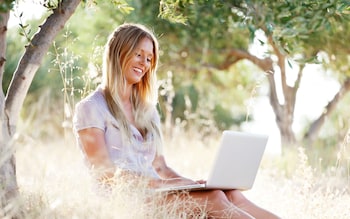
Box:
[305,77,350,143]
[267,35,298,146]
[219,48,274,73]
[0,0,81,215]
[0,8,19,215]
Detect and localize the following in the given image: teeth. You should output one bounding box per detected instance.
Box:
[133,68,142,73]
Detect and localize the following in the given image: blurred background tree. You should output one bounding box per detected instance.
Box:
[155,0,350,148]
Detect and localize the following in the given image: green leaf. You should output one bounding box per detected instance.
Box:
[266,23,274,34]
[287,59,293,69]
[0,0,14,12]
[258,39,265,46]
[158,0,188,24]
[110,0,134,14]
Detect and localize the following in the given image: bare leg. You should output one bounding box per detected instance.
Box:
[224,190,280,219]
[163,190,255,219]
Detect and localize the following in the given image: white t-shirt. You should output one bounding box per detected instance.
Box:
[73,87,160,179]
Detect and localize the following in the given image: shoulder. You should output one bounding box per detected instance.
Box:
[73,87,109,131]
[77,87,105,106]
[75,88,106,113]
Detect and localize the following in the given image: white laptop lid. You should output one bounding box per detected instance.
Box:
[206,130,268,190]
[155,130,268,193]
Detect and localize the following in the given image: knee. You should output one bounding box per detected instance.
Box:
[206,190,227,202]
[225,190,249,205]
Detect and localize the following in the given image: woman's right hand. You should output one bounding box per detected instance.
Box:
[149,177,200,189]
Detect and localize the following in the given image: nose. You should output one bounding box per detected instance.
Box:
[141,57,148,65]
[138,55,145,66]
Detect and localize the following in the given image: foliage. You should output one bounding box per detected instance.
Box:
[213,104,249,130]
[306,92,350,167]
[3,28,22,93]
[161,0,350,73]
[216,0,350,58]
[171,83,198,120]
[4,27,66,96]
[0,0,14,13]
[158,0,191,24]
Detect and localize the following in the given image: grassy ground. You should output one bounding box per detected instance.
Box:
[10,127,349,219]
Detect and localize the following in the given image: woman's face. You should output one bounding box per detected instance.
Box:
[124,37,154,86]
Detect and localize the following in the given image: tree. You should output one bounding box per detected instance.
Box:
[0,0,81,215]
[228,0,350,146]
[161,0,350,147]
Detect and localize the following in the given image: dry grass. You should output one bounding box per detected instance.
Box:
[8,127,349,219]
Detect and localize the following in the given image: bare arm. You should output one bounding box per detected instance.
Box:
[78,128,197,188]
[152,155,182,179]
[77,128,115,181]
[150,154,200,188]
[78,128,158,187]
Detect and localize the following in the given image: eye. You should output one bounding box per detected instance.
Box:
[147,58,152,63]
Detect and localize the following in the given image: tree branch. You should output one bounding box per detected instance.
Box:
[267,34,289,100]
[4,0,81,134]
[290,63,305,113]
[219,48,274,73]
[305,77,350,142]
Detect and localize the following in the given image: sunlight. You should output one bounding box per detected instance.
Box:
[8,1,45,27]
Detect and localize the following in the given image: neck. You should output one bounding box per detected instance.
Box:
[119,84,132,103]
[119,85,134,122]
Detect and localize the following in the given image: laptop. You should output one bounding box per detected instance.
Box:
[156,130,268,192]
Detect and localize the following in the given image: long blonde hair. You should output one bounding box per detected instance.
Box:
[101,23,162,154]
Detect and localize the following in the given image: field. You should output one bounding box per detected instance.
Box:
[9,125,350,219]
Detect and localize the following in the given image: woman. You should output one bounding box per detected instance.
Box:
[73,23,279,219]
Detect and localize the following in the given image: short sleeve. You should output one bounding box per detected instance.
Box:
[73,98,105,132]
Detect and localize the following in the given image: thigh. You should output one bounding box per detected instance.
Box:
[157,190,236,218]
[154,190,220,218]
[224,190,250,206]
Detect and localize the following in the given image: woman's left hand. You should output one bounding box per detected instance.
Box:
[196,179,206,184]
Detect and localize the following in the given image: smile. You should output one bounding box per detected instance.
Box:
[133,67,143,74]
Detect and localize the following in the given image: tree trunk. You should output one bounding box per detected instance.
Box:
[267,35,301,147]
[275,108,296,146]
[304,77,350,143]
[0,8,20,216]
[266,72,297,147]
[0,123,18,216]
[0,0,81,216]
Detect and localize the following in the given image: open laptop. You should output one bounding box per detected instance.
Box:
[156,130,268,192]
